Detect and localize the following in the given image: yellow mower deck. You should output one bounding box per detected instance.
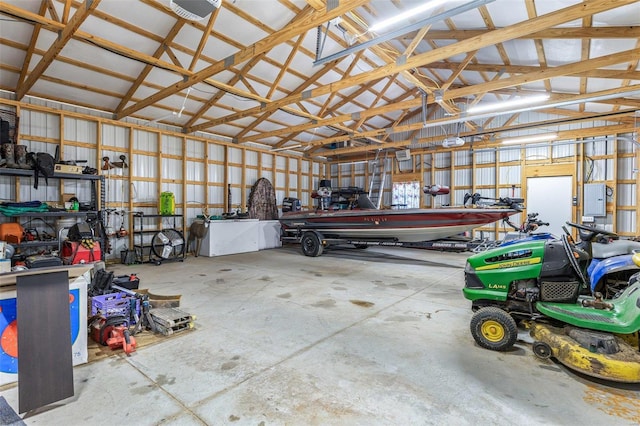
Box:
[529,323,640,383]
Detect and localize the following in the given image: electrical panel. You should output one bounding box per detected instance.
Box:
[583,183,606,217]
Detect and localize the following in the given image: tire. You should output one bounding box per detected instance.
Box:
[470,307,518,351]
[301,232,323,257]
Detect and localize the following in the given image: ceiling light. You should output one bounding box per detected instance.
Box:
[369,0,448,33]
[502,133,558,145]
[467,94,550,114]
[170,0,221,21]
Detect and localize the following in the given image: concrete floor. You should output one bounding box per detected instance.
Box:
[2,245,639,425]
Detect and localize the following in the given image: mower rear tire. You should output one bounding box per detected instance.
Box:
[470,307,518,351]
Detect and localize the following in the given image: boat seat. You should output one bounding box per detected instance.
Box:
[592,239,640,259]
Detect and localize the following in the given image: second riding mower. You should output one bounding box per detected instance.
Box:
[462,221,640,383]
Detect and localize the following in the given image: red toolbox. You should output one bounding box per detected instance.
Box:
[62,241,102,264]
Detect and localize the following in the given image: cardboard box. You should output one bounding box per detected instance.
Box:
[0,271,89,385]
[55,164,83,174]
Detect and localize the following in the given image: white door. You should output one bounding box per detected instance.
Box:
[526,176,572,238]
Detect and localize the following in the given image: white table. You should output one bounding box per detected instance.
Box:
[199,219,260,257]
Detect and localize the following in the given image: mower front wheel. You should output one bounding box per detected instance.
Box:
[470,307,518,351]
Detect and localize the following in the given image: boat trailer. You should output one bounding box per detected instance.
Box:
[281,228,486,257]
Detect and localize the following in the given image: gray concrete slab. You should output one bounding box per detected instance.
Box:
[2,246,639,425]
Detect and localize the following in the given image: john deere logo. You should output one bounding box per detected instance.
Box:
[476,257,542,271]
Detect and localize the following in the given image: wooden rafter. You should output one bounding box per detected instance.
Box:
[188,10,219,72]
[305,85,640,151]
[17,1,48,87]
[116,0,369,120]
[16,0,101,100]
[115,21,186,115]
[192,0,635,133]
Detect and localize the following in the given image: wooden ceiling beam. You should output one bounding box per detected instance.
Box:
[404,27,640,40]
[114,21,186,115]
[188,8,220,72]
[15,0,101,100]
[322,122,636,158]
[304,86,640,150]
[18,1,48,87]
[444,48,640,101]
[422,61,640,82]
[61,0,72,23]
[525,0,551,92]
[193,0,635,132]
[266,34,304,100]
[116,0,369,120]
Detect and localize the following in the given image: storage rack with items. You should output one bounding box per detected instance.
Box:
[0,168,106,264]
[132,212,185,265]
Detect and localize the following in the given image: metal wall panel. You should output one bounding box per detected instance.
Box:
[288,157,298,172]
[476,150,496,164]
[616,184,636,206]
[21,110,59,138]
[617,157,635,180]
[229,165,242,183]
[261,153,273,168]
[552,143,574,159]
[133,129,158,152]
[454,150,472,166]
[454,168,471,186]
[617,210,636,233]
[186,138,205,158]
[208,163,224,183]
[209,144,224,162]
[161,134,183,156]
[476,167,495,186]
[228,147,242,163]
[162,157,182,180]
[499,165,521,185]
[102,124,129,150]
[246,168,258,186]
[276,155,286,169]
[245,150,258,167]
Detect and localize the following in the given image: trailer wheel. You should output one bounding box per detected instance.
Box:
[470,307,518,351]
[301,232,323,257]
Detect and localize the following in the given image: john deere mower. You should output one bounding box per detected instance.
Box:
[463,221,640,383]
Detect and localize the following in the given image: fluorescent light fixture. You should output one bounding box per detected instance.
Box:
[502,133,558,145]
[369,0,448,32]
[467,94,550,114]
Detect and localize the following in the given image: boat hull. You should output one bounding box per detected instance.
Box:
[279,208,517,243]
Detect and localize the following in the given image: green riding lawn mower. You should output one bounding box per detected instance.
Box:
[463,221,640,383]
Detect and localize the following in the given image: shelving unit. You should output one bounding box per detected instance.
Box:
[132,212,185,265]
[0,168,105,261]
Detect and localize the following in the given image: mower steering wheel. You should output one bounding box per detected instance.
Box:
[564,221,618,242]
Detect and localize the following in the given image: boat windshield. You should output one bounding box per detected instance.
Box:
[355,194,377,209]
